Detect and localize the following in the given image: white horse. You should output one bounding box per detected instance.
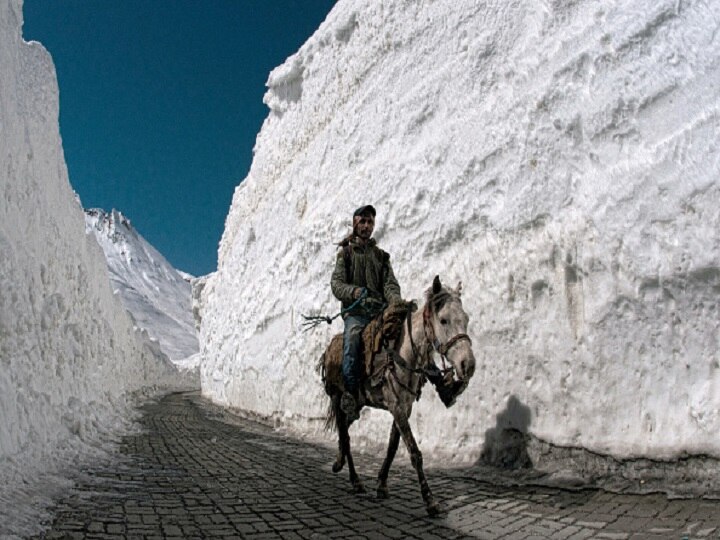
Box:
[320,275,476,516]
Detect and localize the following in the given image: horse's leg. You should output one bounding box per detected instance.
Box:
[391,409,441,516]
[337,409,365,493]
[332,438,345,473]
[331,394,346,473]
[376,422,400,499]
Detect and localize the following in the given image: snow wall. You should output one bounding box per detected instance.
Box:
[0,1,191,534]
[199,0,720,475]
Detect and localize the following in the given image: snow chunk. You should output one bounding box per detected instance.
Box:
[264,55,304,113]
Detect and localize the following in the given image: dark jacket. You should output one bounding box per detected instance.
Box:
[331,237,402,317]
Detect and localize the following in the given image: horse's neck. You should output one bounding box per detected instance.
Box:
[397,307,428,368]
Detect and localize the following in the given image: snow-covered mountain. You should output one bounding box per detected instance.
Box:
[85,208,199,365]
[0,2,191,536]
[197,0,720,485]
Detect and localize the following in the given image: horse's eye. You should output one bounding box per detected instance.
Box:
[440,318,448,325]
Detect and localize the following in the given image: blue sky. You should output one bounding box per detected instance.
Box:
[23,1,336,276]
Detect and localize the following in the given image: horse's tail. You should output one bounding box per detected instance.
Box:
[325,395,338,432]
[317,351,338,432]
[315,351,326,379]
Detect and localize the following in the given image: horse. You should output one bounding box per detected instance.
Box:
[318,275,476,516]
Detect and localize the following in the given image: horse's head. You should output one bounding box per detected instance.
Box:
[424,275,476,402]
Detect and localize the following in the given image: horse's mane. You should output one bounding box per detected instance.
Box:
[424,286,459,313]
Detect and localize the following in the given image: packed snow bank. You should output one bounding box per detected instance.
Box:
[85,208,200,366]
[0,2,190,535]
[199,0,720,469]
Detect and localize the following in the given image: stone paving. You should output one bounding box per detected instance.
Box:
[37,392,720,539]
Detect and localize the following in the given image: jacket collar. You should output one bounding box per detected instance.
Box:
[350,237,376,250]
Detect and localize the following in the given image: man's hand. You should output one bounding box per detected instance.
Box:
[353,287,363,299]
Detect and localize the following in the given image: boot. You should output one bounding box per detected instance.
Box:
[425,362,444,387]
[340,391,359,423]
[426,361,463,408]
[436,380,465,407]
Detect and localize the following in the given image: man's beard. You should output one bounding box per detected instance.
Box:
[354,226,372,240]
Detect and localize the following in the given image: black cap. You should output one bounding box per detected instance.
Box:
[353,205,376,218]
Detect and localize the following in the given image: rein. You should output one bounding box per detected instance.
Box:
[383,310,427,400]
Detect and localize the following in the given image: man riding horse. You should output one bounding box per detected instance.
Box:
[324,207,476,514]
[330,204,402,422]
[331,204,462,423]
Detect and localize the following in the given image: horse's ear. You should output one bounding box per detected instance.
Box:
[432,275,442,295]
[456,281,463,295]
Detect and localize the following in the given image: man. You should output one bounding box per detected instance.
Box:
[331,205,402,421]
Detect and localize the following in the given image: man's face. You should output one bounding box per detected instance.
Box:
[354,214,375,240]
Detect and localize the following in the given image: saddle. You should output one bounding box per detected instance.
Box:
[321,300,414,393]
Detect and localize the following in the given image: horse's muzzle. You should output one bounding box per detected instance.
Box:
[459,359,476,381]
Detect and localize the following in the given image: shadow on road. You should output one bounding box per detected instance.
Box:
[478,395,533,469]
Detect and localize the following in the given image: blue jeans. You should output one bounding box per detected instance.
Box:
[342,314,371,393]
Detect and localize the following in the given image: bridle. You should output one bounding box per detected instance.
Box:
[421,303,472,367]
[390,298,472,397]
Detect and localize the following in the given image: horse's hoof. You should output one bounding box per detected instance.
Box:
[352,481,366,494]
[376,486,389,499]
[426,500,443,517]
[332,461,344,473]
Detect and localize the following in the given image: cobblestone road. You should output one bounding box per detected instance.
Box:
[38,392,720,539]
